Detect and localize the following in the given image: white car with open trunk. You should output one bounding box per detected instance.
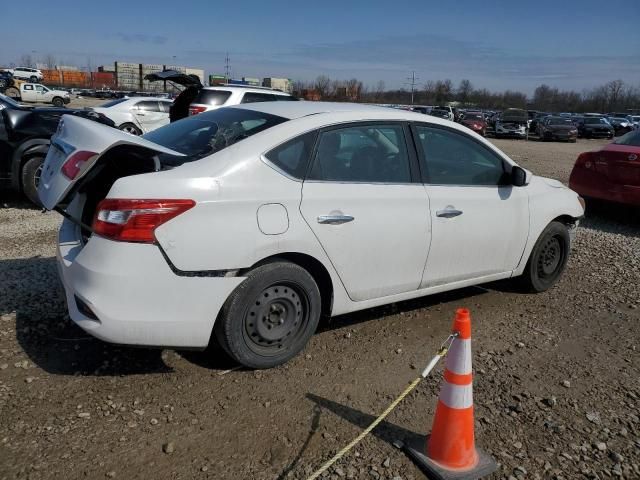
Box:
[38,102,584,368]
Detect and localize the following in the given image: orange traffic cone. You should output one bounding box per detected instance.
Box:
[404,308,497,479]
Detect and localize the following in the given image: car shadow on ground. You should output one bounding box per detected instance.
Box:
[0,192,37,210]
[2,256,173,376]
[580,200,640,238]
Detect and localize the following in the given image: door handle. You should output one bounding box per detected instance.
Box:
[436,207,463,218]
[317,215,354,225]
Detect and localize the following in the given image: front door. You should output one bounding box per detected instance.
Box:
[300,123,431,301]
[412,124,529,287]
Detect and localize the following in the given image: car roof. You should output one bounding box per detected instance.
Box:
[203,85,292,95]
[123,96,172,102]
[230,101,439,121]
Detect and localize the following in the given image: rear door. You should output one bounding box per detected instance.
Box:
[300,122,431,301]
[131,100,168,133]
[412,124,529,287]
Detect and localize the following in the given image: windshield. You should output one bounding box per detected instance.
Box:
[193,89,232,106]
[143,107,288,163]
[100,98,129,108]
[584,118,607,124]
[613,129,640,146]
[0,93,22,108]
[548,117,573,125]
[464,114,483,120]
[431,110,449,117]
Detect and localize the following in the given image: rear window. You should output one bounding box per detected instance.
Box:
[143,107,287,164]
[613,130,640,146]
[193,89,232,106]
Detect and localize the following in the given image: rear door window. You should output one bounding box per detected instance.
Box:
[307,124,411,183]
[135,100,162,112]
[193,89,231,106]
[241,92,276,103]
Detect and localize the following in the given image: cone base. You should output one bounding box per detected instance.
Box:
[403,435,498,480]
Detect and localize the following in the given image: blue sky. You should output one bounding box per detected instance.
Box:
[1,0,638,93]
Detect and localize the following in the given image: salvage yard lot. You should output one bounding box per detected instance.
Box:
[0,138,638,480]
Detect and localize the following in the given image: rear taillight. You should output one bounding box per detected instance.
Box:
[92,199,195,243]
[576,152,594,169]
[188,105,207,116]
[61,151,98,180]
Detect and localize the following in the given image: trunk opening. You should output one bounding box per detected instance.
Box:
[72,145,176,239]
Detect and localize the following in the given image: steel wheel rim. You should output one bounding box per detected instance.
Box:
[243,283,308,356]
[122,125,140,135]
[537,236,562,278]
[33,163,43,189]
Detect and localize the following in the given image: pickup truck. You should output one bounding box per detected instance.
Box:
[17,83,71,107]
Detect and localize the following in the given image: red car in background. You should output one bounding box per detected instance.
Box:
[459,111,487,136]
[569,129,640,207]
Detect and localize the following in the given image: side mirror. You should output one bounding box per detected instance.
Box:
[511,166,529,187]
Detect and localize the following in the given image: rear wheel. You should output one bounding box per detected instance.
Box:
[52,97,64,107]
[119,123,142,135]
[21,155,45,206]
[214,262,321,369]
[30,76,38,82]
[0,78,7,88]
[519,221,570,292]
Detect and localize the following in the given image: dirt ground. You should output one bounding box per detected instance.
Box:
[0,137,639,480]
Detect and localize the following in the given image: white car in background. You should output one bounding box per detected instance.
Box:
[91,97,173,135]
[38,102,584,369]
[8,67,44,82]
[188,86,297,116]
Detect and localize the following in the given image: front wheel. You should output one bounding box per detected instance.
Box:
[30,76,38,82]
[519,221,570,292]
[21,155,45,206]
[214,262,322,369]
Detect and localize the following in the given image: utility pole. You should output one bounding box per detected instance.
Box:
[224,53,231,82]
[405,71,419,105]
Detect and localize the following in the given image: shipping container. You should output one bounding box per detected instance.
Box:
[243,77,261,86]
[228,79,248,85]
[91,72,116,89]
[42,69,62,85]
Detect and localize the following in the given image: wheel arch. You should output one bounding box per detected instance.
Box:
[243,252,334,318]
[11,138,50,191]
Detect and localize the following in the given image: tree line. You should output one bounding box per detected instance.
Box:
[295,76,640,113]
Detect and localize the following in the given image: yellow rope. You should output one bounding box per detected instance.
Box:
[306,376,422,480]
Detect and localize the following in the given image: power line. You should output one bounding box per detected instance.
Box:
[405,71,419,105]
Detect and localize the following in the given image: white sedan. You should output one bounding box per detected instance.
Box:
[91,97,173,135]
[38,102,584,368]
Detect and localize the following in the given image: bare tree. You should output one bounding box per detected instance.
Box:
[19,54,34,67]
[43,53,56,70]
[374,80,385,101]
[314,75,331,99]
[457,79,473,105]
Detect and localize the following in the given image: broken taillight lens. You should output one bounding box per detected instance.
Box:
[61,151,98,180]
[92,199,195,243]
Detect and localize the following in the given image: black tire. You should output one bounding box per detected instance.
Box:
[519,221,570,293]
[30,76,38,82]
[52,97,64,107]
[21,155,45,206]
[0,78,6,88]
[214,261,322,369]
[119,123,142,135]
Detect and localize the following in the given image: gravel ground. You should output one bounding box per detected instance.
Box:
[0,137,639,480]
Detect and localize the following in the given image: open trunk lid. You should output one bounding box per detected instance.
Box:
[38,114,185,210]
[143,70,202,88]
